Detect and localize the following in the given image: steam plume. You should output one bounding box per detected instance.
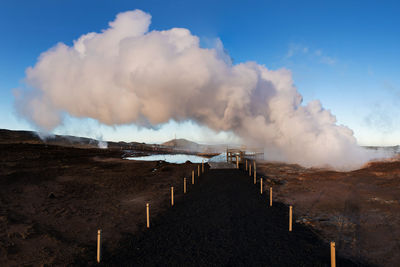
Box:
[14,10,386,169]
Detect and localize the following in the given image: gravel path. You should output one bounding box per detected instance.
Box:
[104,169,363,266]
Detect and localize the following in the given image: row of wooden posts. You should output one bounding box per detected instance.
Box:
[236,155,336,267]
[97,160,206,263]
[144,164,204,230]
[97,158,336,267]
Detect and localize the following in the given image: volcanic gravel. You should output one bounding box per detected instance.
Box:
[101,169,362,266]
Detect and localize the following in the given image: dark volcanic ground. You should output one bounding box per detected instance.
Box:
[1,130,399,266]
[0,142,198,266]
[256,161,400,267]
[98,169,361,266]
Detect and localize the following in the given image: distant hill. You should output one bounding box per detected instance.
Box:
[161,138,202,150]
[161,138,226,153]
[0,129,144,150]
[364,145,400,153]
[0,129,98,147]
[0,129,227,154]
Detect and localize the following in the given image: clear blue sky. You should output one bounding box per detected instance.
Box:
[1,0,399,145]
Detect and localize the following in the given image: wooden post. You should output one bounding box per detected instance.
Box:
[97,229,101,263]
[330,242,336,267]
[289,205,292,231]
[226,150,228,162]
[192,171,195,185]
[260,178,263,194]
[171,187,174,206]
[198,165,200,177]
[236,155,239,169]
[146,203,150,228]
[246,160,248,171]
[269,187,272,206]
[192,170,194,185]
[249,164,252,176]
[184,178,187,194]
[254,162,257,183]
[202,160,204,173]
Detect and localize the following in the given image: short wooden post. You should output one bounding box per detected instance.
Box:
[192,172,195,185]
[269,187,273,206]
[171,187,174,206]
[254,162,256,183]
[289,205,292,231]
[246,160,248,171]
[330,242,336,267]
[97,229,101,263]
[184,178,187,194]
[260,178,263,194]
[249,164,252,176]
[236,155,239,169]
[202,160,204,173]
[146,203,150,228]
[198,165,200,177]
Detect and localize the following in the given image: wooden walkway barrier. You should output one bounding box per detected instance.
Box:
[260,178,263,194]
[254,161,257,183]
[331,242,336,267]
[146,203,150,228]
[184,178,187,194]
[270,187,273,206]
[171,187,174,206]
[97,229,101,263]
[289,205,292,231]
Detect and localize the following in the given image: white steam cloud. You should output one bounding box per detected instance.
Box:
[14,10,387,170]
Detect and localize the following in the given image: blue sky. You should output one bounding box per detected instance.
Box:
[0,0,399,145]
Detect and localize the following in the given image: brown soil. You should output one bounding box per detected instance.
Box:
[0,142,198,266]
[256,160,400,267]
[0,129,398,266]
